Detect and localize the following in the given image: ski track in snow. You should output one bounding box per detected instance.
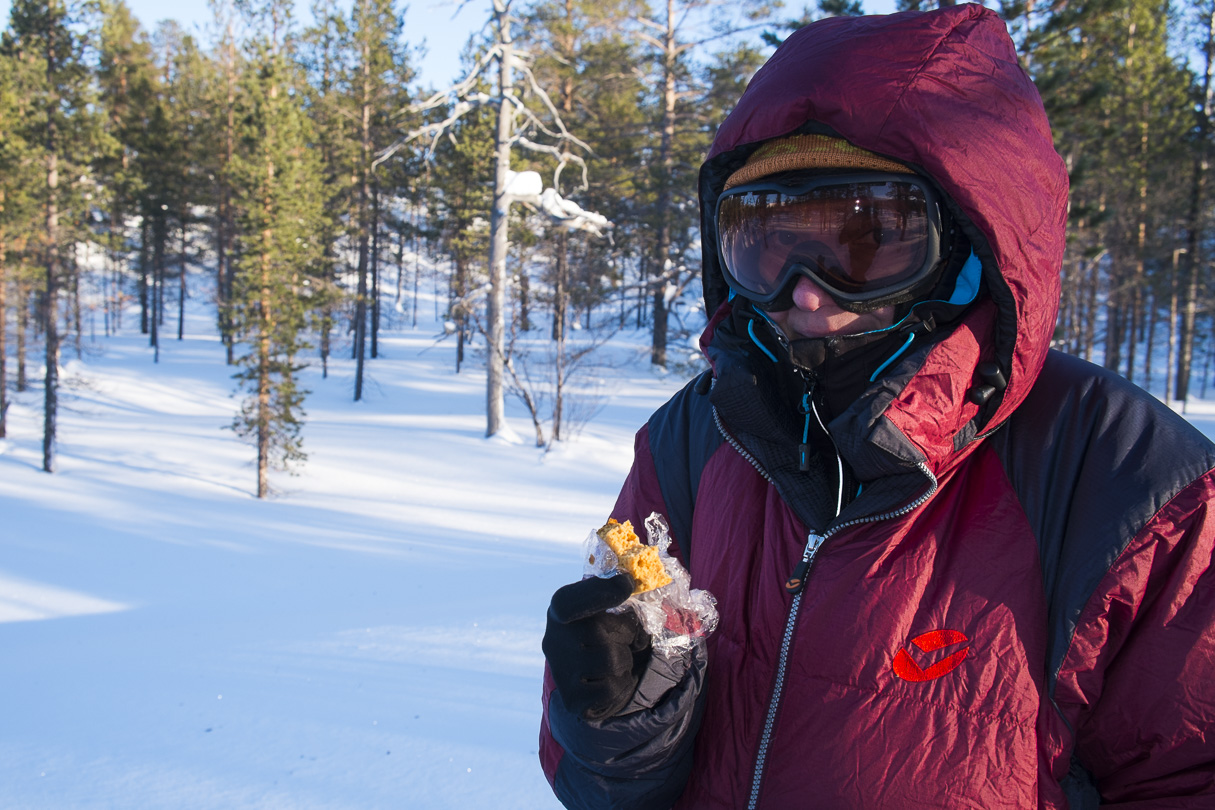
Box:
[1,291,1211,809]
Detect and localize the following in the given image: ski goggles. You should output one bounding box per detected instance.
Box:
[715,172,948,313]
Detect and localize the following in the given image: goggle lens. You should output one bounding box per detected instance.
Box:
[717,177,940,306]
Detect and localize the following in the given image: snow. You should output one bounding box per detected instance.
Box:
[504,170,543,199]
[2,288,1212,809]
[0,295,684,809]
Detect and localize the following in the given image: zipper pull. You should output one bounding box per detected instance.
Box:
[785,532,827,594]
[785,559,810,594]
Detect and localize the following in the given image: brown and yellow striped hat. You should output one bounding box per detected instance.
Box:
[724,134,913,190]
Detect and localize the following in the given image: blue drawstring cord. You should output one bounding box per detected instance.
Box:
[748,317,780,364]
[869,333,916,382]
[800,392,813,470]
[733,250,984,379]
[865,251,983,382]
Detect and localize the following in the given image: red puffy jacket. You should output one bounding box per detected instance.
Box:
[541,6,1215,808]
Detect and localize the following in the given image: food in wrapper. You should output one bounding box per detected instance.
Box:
[595,519,673,594]
[584,513,719,654]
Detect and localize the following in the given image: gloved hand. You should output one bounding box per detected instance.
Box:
[542,573,652,721]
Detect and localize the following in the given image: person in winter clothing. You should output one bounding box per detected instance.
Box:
[539,5,1215,809]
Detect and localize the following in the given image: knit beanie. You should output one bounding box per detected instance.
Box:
[724,134,913,189]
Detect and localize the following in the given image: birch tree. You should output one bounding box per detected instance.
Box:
[381,0,601,439]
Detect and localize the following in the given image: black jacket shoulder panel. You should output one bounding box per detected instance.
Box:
[647,371,726,567]
[990,349,1215,696]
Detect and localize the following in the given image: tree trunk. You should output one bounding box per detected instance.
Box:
[395,222,405,310]
[17,275,27,391]
[1179,2,1215,401]
[257,270,271,499]
[1104,254,1123,373]
[1167,249,1180,402]
[178,222,187,340]
[151,217,163,363]
[157,221,166,329]
[552,229,568,341]
[353,10,372,401]
[1145,291,1155,391]
[371,182,380,359]
[0,200,7,439]
[412,223,420,328]
[140,219,149,334]
[220,25,237,365]
[321,317,330,379]
[353,236,368,398]
[454,255,466,372]
[651,0,678,367]
[485,0,514,438]
[519,267,530,332]
[43,46,61,474]
[255,87,278,499]
[1201,324,1213,399]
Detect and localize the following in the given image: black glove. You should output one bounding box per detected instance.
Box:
[542,573,652,721]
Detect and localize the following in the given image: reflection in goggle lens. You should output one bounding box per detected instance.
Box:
[718,180,933,302]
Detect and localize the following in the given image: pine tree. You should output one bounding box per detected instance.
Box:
[153,23,210,343]
[132,21,203,361]
[2,0,98,472]
[228,4,325,498]
[521,0,644,440]
[0,47,41,438]
[96,0,155,339]
[205,0,243,364]
[1031,0,1190,379]
[1177,0,1215,401]
[299,0,352,378]
[345,0,411,400]
[630,0,774,366]
[428,88,496,373]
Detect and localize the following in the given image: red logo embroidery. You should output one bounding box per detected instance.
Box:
[892,629,969,683]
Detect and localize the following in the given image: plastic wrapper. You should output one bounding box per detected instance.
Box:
[584,512,719,655]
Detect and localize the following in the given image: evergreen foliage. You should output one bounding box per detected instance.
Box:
[228,17,325,498]
[0,0,1213,474]
[2,0,103,472]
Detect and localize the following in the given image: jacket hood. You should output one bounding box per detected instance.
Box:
[698,4,1068,477]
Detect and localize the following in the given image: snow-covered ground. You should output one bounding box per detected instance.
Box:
[1,290,1212,809]
[0,295,687,809]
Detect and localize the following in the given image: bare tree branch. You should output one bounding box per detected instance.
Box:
[375,93,495,166]
[512,61,592,152]
[512,136,590,192]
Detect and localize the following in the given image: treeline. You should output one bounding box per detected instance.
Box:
[1,0,1213,495]
[1018,0,1215,403]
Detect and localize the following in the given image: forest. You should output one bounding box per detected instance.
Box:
[1,0,1213,495]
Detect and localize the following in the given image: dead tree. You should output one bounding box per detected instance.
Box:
[378,0,605,439]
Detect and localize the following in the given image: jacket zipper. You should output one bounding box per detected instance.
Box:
[712,405,776,486]
[744,460,941,810]
[711,382,942,808]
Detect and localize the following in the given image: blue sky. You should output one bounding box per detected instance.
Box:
[0,0,486,87]
[0,0,903,90]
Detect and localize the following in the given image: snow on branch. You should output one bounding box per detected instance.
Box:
[512,135,588,193]
[505,170,611,237]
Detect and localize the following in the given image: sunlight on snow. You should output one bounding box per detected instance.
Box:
[0,573,129,624]
[289,621,544,680]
